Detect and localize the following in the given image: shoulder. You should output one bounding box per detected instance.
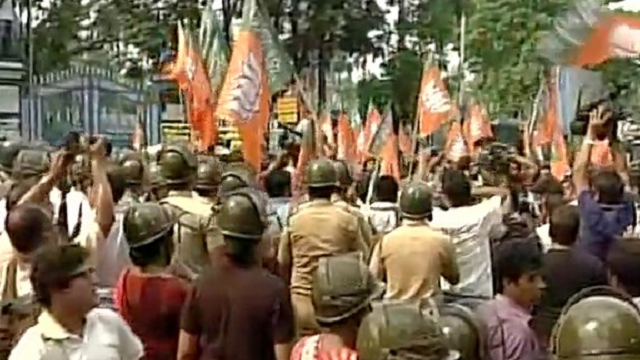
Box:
[9,325,45,360]
[87,308,128,329]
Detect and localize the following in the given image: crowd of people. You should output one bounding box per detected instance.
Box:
[0,104,638,360]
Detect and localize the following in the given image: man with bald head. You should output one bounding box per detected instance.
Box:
[0,203,54,301]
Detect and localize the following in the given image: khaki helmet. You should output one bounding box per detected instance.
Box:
[218,163,257,198]
[333,160,353,188]
[147,162,165,189]
[399,181,433,220]
[123,202,175,248]
[12,149,50,179]
[157,144,198,184]
[0,141,24,174]
[551,286,640,360]
[306,158,338,188]
[357,301,459,360]
[440,304,485,360]
[312,253,383,325]
[218,188,268,240]
[196,155,222,191]
[119,152,145,185]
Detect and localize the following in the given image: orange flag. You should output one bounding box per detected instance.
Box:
[462,101,493,154]
[444,121,468,162]
[165,23,217,151]
[545,68,570,181]
[216,28,270,171]
[380,133,401,183]
[358,106,381,164]
[398,125,412,154]
[337,113,357,163]
[417,66,455,136]
[574,15,640,67]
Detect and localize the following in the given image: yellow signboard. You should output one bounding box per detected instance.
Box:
[161,119,191,142]
[277,96,298,123]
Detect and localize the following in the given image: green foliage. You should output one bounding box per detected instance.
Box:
[464,0,567,118]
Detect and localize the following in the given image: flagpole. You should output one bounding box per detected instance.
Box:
[457,11,466,106]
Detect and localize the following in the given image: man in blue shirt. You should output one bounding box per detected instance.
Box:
[572,105,635,260]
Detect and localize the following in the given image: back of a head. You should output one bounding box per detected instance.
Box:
[441,169,471,207]
[106,163,127,204]
[265,169,291,198]
[6,203,52,254]
[219,189,268,265]
[549,205,580,246]
[608,238,640,297]
[592,169,624,204]
[544,193,566,223]
[374,175,399,203]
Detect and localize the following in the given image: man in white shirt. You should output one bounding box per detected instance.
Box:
[9,243,143,360]
[431,170,510,298]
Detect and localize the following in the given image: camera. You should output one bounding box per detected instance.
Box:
[570,84,629,139]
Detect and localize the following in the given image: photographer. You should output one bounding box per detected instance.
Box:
[572,105,635,261]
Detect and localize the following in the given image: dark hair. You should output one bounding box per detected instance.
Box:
[530,175,563,195]
[544,193,566,219]
[375,175,399,203]
[607,238,640,297]
[441,170,472,207]
[265,170,291,198]
[592,169,624,204]
[128,233,173,268]
[308,187,334,200]
[493,239,543,294]
[30,244,90,307]
[223,235,259,267]
[106,164,127,203]
[5,203,52,254]
[549,205,580,246]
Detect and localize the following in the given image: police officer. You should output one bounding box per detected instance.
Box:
[357,301,459,360]
[370,180,459,300]
[195,155,222,204]
[278,158,369,336]
[332,160,374,247]
[0,141,22,184]
[118,151,145,207]
[311,253,383,348]
[11,147,50,181]
[177,188,295,360]
[157,144,222,279]
[439,303,485,360]
[551,287,640,360]
[218,162,258,200]
[146,162,167,201]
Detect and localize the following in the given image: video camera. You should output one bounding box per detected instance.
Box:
[476,142,517,175]
[62,131,112,157]
[570,83,629,139]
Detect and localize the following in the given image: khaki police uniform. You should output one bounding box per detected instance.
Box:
[278,199,369,336]
[370,220,459,301]
[161,190,222,279]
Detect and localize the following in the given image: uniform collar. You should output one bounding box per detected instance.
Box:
[38,310,78,340]
[167,190,195,198]
[308,198,332,206]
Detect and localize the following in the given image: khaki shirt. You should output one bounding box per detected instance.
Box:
[161,190,222,278]
[370,221,459,301]
[278,199,369,296]
[331,195,374,248]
